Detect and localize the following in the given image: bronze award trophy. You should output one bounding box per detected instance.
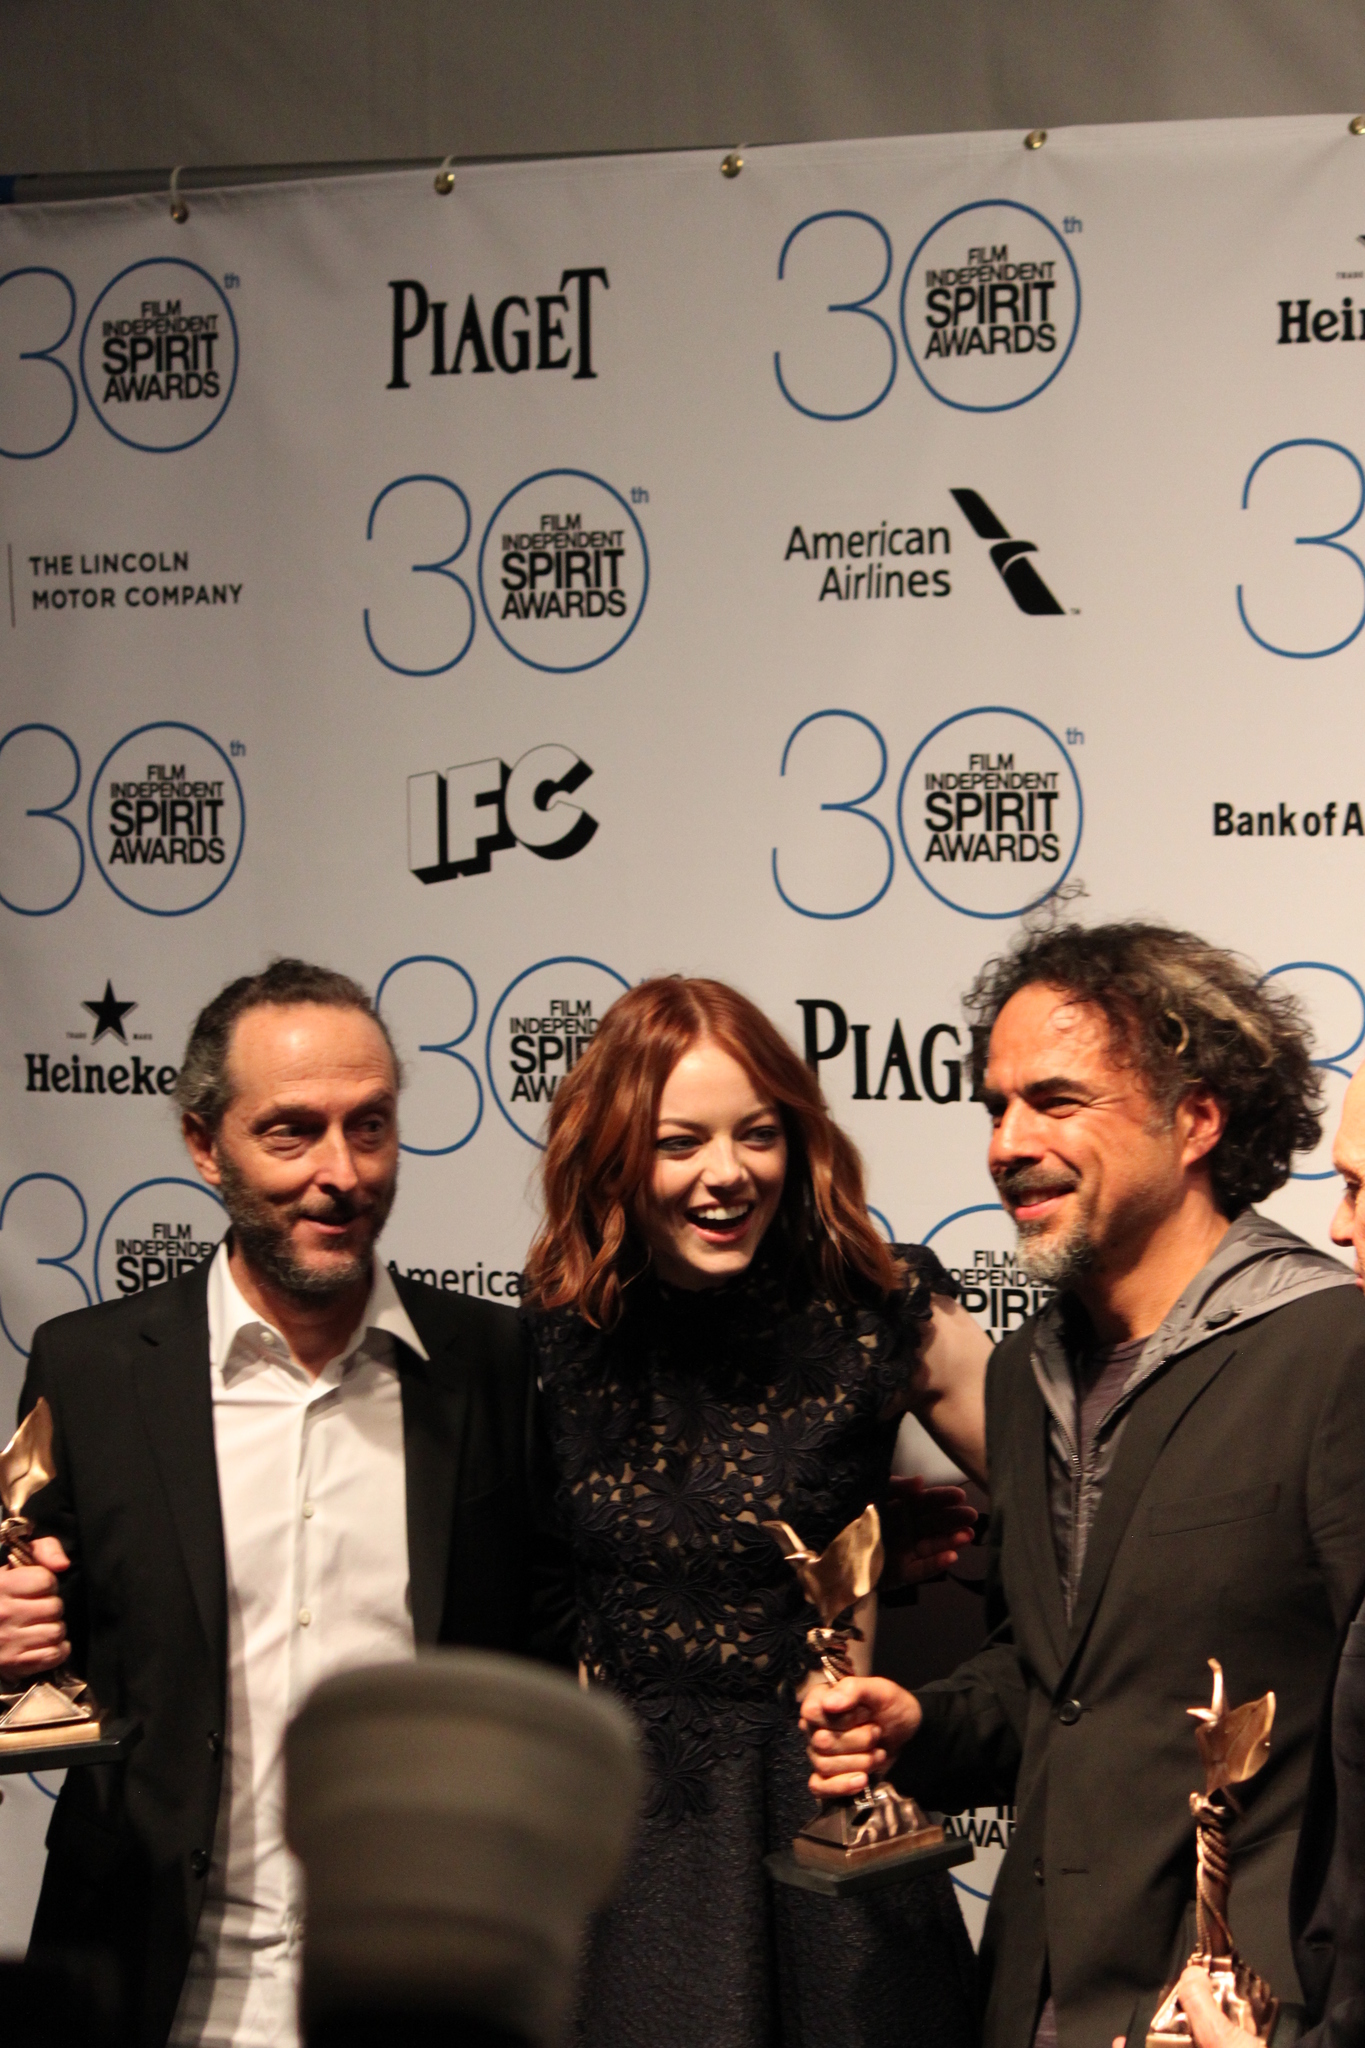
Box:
[762,1503,974,1896]
[1147,1660,1279,2048]
[0,1398,104,1753]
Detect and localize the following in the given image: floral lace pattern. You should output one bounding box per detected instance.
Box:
[526,1245,955,1825]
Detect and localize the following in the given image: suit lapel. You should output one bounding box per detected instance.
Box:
[396,1293,471,1647]
[131,1268,227,1679]
[1062,1333,1240,1672]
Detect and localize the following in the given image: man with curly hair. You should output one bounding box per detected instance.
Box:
[803,920,1365,2048]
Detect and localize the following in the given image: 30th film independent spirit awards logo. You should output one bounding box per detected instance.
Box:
[899,707,1083,919]
[900,201,1080,411]
[80,257,239,452]
[86,722,246,915]
[478,472,649,672]
[486,958,632,1146]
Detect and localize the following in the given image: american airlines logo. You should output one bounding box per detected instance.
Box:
[950,489,1064,615]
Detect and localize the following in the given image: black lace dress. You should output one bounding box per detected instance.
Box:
[524,1246,979,2048]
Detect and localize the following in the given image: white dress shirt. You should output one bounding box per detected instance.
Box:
[169,1247,424,2048]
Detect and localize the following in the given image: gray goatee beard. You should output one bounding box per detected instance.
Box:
[216,1151,395,1304]
[997,1167,1095,1291]
[1013,1220,1096,1291]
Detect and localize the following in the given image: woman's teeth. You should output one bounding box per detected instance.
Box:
[691,1205,751,1226]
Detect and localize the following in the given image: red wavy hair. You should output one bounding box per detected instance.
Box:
[523,976,897,1327]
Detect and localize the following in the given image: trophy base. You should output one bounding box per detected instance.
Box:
[793,1822,946,1872]
[793,1783,944,1867]
[0,1675,100,1746]
[766,1835,974,1897]
[0,1715,142,1774]
[1147,1953,1279,2048]
[0,1716,102,1752]
[766,1786,976,1895]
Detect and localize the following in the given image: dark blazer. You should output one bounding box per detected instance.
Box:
[17,1258,555,2048]
[1288,1583,1365,2048]
[896,1284,1365,2048]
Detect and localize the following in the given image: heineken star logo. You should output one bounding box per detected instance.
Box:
[82,980,138,1044]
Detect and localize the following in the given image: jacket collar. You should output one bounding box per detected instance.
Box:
[1016,1212,1353,1680]
[128,1256,471,1662]
[1029,1209,1353,1455]
[207,1241,429,1374]
[390,1272,472,1648]
[131,1261,227,1684]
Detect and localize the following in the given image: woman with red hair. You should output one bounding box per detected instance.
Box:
[523,976,988,2048]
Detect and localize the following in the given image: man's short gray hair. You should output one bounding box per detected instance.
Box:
[173,959,400,1137]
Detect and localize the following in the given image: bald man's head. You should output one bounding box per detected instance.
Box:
[1330,1066,1365,1284]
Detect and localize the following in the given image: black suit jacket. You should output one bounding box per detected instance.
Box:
[896,1284,1365,2048]
[17,1259,555,2048]
[1289,1582,1365,2048]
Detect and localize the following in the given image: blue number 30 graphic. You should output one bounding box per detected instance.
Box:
[1238,439,1365,659]
[0,267,78,460]
[364,475,476,675]
[774,213,898,424]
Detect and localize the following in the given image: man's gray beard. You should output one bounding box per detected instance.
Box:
[1014,1218,1097,1292]
[216,1150,395,1303]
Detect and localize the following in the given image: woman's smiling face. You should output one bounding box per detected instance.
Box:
[638,1038,788,1289]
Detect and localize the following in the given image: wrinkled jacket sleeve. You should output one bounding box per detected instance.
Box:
[890,1355,1030,1813]
[891,1509,1028,1811]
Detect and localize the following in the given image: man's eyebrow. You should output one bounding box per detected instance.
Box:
[980,1073,1094,1104]
[251,1089,395,1125]
[250,1098,321,1125]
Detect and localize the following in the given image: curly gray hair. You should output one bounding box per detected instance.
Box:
[964,919,1322,1214]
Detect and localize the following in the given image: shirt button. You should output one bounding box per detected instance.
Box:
[1057,1699,1082,1725]
[1033,1856,1045,1885]
[207,1730,223,1758]
[298,1607,312,1628]
[191,1848,211,1878]
[302,1502,315,1519]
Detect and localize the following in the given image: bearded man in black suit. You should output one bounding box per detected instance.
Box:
[802,921,1365,2048]
[0,959,555,2048]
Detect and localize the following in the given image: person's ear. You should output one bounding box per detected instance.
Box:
[1178,1087,1226,1168]
[183,1113,223,1187]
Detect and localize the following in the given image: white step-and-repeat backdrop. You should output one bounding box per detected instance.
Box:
[3,113,1364,1940]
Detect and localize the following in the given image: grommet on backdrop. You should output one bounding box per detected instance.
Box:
[1024,129,1047,149]
[434,155,456,195]
[720,148,745,177]
[169,166,189,223]
[1350,116,1365,135]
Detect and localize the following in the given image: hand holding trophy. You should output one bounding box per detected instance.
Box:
[763,1502,973,1895]
[0,1398,102,1750]
[1147,1660,1279,2047]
